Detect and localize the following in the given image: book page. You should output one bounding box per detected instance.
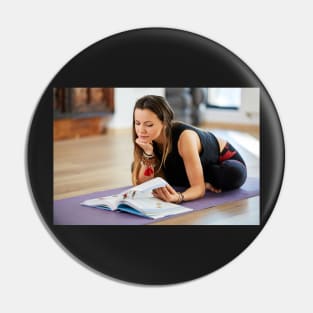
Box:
[80,194,120,210]
[122,177,168,199]
[120,197,192,219]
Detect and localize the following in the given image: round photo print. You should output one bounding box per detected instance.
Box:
[27,28,285,285]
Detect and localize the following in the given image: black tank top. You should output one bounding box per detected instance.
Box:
[154,122,220,187]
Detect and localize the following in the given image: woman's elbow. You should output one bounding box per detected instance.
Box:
[200,190,206,198]
[198,185,206,198]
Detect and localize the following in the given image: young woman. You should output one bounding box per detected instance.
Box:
[131,95,247,203]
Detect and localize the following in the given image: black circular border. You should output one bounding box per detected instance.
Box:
[27,28,285,285]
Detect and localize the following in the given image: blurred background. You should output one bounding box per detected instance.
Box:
[53,87,259,139]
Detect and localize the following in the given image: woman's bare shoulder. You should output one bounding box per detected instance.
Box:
[177,129,201,154]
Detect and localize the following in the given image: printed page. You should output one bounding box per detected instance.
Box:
[121,197,192,219]
[80,194,120,210]
[122,177,168,199]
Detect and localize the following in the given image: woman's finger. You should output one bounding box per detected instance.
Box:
[135,138,153,149]
[153,188,164,200]
[165,184,176,194]
[162,187,172,199]
[157,187,168,199]
[154,187,170,201]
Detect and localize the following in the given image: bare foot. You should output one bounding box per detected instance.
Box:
[205,182,221,193]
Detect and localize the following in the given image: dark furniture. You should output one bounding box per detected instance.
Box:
[53,88,114,140]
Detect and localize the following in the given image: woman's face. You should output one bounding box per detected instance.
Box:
[134,108,164,144]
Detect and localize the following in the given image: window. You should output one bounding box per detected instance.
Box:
[207,88,241,110]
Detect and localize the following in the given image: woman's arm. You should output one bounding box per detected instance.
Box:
[153,130,206,202]
[134,139,157,185]
[136,157,157,184]
[176,130,206,200]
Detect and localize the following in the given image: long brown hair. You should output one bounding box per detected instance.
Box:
[131,95,174,185]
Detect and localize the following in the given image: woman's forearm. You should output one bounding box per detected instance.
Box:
[181,184,206,201]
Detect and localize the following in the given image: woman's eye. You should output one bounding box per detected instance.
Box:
[135,122,153,127]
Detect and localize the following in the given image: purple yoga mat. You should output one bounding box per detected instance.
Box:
[54,177,259,225]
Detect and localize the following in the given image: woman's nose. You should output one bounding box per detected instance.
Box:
[139,126,146,133]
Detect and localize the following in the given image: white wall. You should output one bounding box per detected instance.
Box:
[108,88,165,129]
[203,88,260,125]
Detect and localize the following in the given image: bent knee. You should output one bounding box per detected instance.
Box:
[222,160,247,190]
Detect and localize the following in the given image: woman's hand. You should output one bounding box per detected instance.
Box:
[152,184,180,203]
[135,137,154,155]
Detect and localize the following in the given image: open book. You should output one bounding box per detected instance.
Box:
[80,177,192,219]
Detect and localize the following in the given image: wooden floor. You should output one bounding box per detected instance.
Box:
[54,126,260,225]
